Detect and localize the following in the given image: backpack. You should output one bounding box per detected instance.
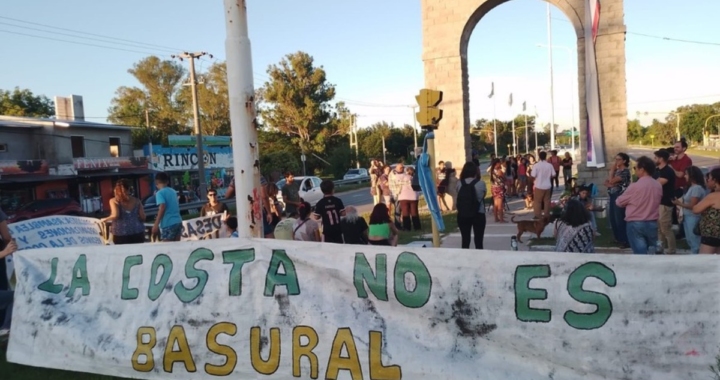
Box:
[457,179,480,218]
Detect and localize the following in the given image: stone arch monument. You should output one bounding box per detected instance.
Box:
[421,0,627,183]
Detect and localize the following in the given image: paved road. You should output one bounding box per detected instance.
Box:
[627,147,719,172]
[336,188,374,215]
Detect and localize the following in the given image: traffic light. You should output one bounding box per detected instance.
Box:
[415,89,443,128]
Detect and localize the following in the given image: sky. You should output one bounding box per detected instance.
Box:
[1,0,719,133]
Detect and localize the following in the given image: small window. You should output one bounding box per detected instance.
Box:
[71,136,85,158]
[109,137,121,157]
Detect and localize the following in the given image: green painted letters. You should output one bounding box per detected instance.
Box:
[174,248,214,303]
[38,257,63,294]
[354,253,388,301]
[149,254,173,301]
[121,255,143,300]
[393,252,431,308]
[264,250,300,296]
[222,249,255,296]
[514,265,551,323]
[564,262,617,330]
[66,254,90,297]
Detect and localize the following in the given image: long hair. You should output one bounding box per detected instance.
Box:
[298,201,312,220]
[369,203,390,225]
[562,199,590,227]
[460,161,478,182]
[114,179,132,203]
[685,166,706,189]
[616,152,630,168]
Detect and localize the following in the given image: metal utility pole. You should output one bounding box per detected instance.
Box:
[546,3,556,151]
[493,93,498,156]
[173,51,211,200]
[145,109,154,161]
[224,0,261,238]
[382,134,387,164]
[349,114,359,168]
[411,106,418,152]
[524,113,529,155]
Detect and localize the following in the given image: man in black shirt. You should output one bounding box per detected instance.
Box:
[312,180,346,244]
[654,149,676,254]
[201,189,229,217]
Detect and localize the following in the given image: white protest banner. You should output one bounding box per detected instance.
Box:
[7,239,720,380]
[6,215,106,287]
[180,213,226,240]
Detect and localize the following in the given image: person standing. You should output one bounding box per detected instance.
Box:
[672,166,706,254]
[436,161,450,212]
[378,166,392,206]
[369,160,381,206]
[616,156,662,254]
[561,152,573,189]
[604,153,632,248]
[444,161,459,210]
[670,138,693,191]
[281,171,302,218]
[517,157,527,197]
[101,179,147,245]
[530,151,554,220]
[548,150,561,191]
[654,150,676,254]
[152,172,183,242]
[398,167,421,231]
[313,180,346,244]
[692,168,720,254]
[201,188,229,217]
[490,159,506,222]
[0,239,17,338]
[456,162,487,249]
[389,163,405,229]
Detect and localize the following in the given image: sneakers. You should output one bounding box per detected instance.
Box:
[594,231,601,237]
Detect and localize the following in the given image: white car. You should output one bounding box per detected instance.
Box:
[275,176,324,208]
[343,168,369,181]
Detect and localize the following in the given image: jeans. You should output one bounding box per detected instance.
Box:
[609,192,628,244]
[683,214,701,254]
[0,290,12,329]
[589,211,597,231]
[627,221,658,254]
[457,213,487,249]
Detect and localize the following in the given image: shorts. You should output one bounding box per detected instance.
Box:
[519,175,527,181]
[161,223,183,241]
[324,233,344,244]
[701,236,720,247]
[369,239,390,246]
[113,232,146,245]
[437,186,446,195]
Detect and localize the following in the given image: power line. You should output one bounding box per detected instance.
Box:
[0,21,179,53]
[627,32,720,47]
[0,15,186,52]
[0,29,163,56]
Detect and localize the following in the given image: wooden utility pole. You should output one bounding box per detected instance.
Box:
[173,51,211,200]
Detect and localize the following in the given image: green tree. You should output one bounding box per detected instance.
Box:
[184,62,231,136]
[0,87,54,117]
[627,119,644,142]
[258,51,349,156]
[108,56,189,148]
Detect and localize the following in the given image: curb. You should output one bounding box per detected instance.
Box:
[529,245,692,254]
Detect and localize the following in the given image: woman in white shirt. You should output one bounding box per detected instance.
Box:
[293,202,321,242]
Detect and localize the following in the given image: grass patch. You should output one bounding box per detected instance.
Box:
[1,343,121,380]
[528,216,691,250]
[688,148,720,159]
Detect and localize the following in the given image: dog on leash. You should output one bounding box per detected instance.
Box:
[511,215,550,243]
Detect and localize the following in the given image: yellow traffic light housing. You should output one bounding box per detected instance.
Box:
[415,89,443,129]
